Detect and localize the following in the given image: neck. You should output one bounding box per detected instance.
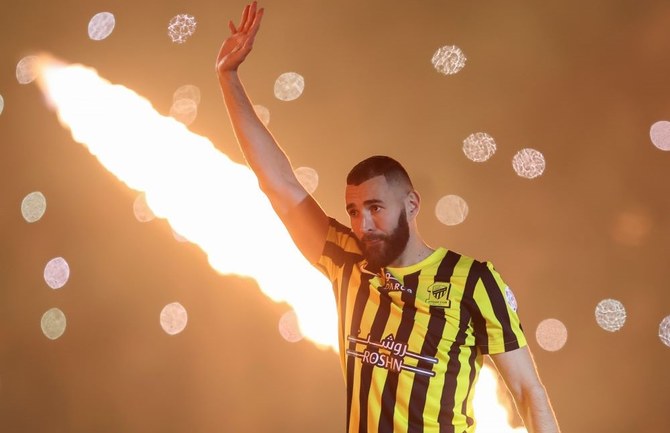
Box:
[388,237,434,268]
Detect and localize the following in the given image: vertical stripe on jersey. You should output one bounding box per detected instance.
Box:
[466,262,490,353]
[378,270,420,433]
[338,261,355,353]
[438,257,479,432]
[461,344,479,429]
[407,251,461,433]
[357,282,393,433]
[347,272,373,432]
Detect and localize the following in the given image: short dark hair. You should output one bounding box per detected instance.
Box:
[346,155,414,188]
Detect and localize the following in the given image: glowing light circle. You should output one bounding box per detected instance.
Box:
[16,55,39,84]
[21,191,47,222]
[535,318,568,352]
[294,166,319,194]
[274,72,305,101]
[659,316,670,348]
[41,308,67,340]
[512,148,545,179]
[133,193,155,222]
[44,257,70,289]
[173,84,201,105]
[169,98,198,126]
[160,302,188,335]
[431,45,467,75]
[168,14,197,44]
[435,194,468,226]
[88,12,116,41]
[650,120,670,151]
[0,94,4,115]
[278,310,303,343]
[595,299,627,332]
[253,104,270,126]
[463,132,497,162]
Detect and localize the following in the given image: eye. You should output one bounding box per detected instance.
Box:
[370,205,382,213]
[348,209,359,218]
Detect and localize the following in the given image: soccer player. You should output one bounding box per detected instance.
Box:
[215,3,561,432]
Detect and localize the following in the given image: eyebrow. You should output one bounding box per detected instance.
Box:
[346,199,384,212]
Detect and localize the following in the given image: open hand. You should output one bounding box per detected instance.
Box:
[216,2,264,74]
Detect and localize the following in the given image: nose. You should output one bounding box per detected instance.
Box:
[361,212,375,233]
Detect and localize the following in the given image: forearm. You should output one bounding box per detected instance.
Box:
[218,70,304,211]
[516,385,561,433]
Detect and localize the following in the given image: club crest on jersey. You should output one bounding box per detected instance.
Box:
[426,282,452,307]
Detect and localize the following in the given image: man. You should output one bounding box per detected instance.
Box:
[216,3,561,432]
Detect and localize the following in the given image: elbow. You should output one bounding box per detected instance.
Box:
[512,382,549,412]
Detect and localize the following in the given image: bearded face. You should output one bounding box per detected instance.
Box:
[358,208,410,270]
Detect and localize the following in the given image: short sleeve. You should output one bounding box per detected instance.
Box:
[471,261,527,354]
[315,218,362,282]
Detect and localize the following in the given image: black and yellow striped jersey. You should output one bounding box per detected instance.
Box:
[315,218,527,433]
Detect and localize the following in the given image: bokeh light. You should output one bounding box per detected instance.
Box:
[160,302,188,335]
[649,120,670,151]
[170,84,200,126]
[133,192,156,222]
[463,132,497,162]
[16,55,39,84]
[88,12,116,41]
[274,72,305,101]
[44,257,70,289]
[595,299,626,332]
[169,98,198,126]
[535,318,568,352]
[173,84,201,105]
[0,94,4,115]
[512,148,545,179]
[659,316,670,348]
[41,308,67,340]
[278,310,304,343]
[168,14,197,44]
[253,104,270,126]
[21,191,47,222]
[435,194,468,226]
[294,166,319,194]
[431,45,467,75]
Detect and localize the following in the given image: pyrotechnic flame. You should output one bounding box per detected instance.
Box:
[35,56,338,349]
[473,364,528,433]
[35,57,525,430]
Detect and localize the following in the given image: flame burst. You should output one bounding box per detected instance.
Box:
[36,57,525,430]
[36,57,337,349]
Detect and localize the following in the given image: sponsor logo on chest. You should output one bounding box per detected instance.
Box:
[378,271,413,295]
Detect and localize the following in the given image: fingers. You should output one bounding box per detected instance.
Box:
[247,8,264,40]
[232,2,261,35]
[239,3,251,31]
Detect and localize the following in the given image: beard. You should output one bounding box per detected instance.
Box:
[358,209,410,270]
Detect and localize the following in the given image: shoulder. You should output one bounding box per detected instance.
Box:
[321,217,363,260]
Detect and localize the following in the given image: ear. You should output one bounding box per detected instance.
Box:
[406,190,420,217]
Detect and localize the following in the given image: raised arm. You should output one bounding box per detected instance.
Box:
[490,347,561,433]
[215,2,329,263]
